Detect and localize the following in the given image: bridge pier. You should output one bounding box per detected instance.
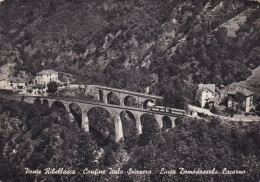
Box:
[103,95,108,104]
[102,90,110,103]
[63,103,69,112]
[68,112,75,122]
[114,114,124,142]
[81,106,93,132]
[154,114,163,129]
[169,116,176,128]
[135,113,142,134]
[48,99,55,108]
[81,112,89,132]
[119,98,124,106]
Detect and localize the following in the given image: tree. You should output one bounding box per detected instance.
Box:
[226,107,236,117]
[234,92,246,111]
[47,81,58,93]
[204,102,210,109]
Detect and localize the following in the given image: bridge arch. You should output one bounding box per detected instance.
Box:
[34,98,42,106]
[162,116,172,130]
[107,92,120,105]
[120,110,138,145]
[124,95,138,107]
[51,101,67,112]
[87,107,115,146]
[139,113,159,146]
[69,103,82,128]
[140,113,159,134]
[143,99,155,109]
[42,99,49,107]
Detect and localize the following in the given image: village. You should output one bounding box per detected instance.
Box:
[0,69,259,122]
[188,83,258,122]
[0,69,61,96]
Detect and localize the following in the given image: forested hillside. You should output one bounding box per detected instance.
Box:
[0,0,259,108]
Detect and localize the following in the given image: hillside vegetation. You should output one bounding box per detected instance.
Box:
[0,0,259,108]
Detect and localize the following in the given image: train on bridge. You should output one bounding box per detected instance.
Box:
[147,105,186,116]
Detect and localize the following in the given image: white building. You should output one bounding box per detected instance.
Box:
[227,88,254,112]
[9,78,26,89]
[0,78,26,90]
[0,80,11,89]
[35,70,59,85]
[196,84,217,108]
[26,84,47,96]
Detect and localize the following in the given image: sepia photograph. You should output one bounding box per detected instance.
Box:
[0,0,259,181]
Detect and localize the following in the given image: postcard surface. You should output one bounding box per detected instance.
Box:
[0,0,259,181]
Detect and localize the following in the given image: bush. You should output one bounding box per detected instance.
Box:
[31,126,44,140]
[249,108,255,112]
[34,144,45,153]
[255,104,260,112]
[45,146,53,161]
[245,112,251,116]
[47,81,59,93]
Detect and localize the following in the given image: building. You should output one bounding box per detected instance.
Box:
[196,84,217,108]
[227,88,254,112]
[0,78,27,90]
[0,79,11,89]
[35,70,59,85]
[27,84,47,96]
[9,78,26,89]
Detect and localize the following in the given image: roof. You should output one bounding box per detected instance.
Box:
[197,84,215,93]
[32,84,46,89]
[228,89,254,97]
[8,77,26,83]
[37,70,58,75]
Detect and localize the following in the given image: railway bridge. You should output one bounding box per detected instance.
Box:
[22,95,185,142]
[85,85,163,109]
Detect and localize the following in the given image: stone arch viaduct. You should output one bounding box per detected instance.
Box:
[85,85,163,109]
[22,85,186,142]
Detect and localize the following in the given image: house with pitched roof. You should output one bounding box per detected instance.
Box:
[227,88,254,112]
[0,77,26,90]
[196,84,217,108]
[35,70,59,86]
[9,77,26,89]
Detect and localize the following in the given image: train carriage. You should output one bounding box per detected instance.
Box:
[148,105,186,116]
